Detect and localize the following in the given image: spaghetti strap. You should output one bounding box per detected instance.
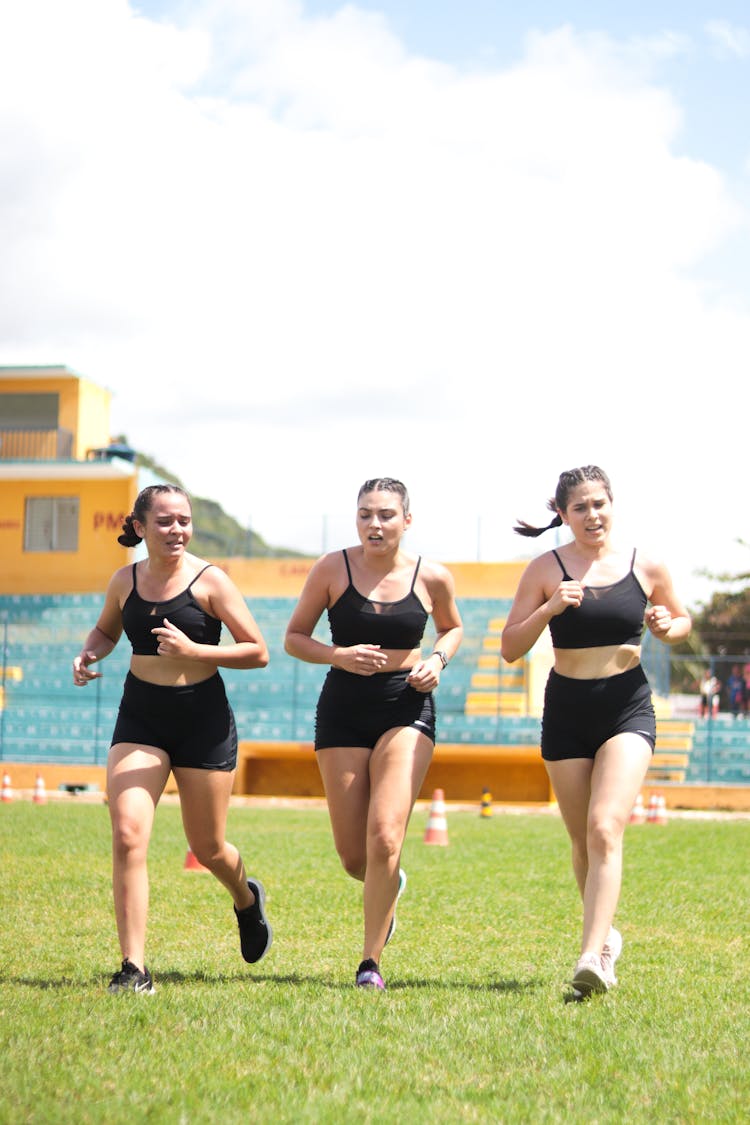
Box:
[410,556,422,591]
[630,548,637,570]
[552,550,569,579]
[341,549,353,584]
[186,564,213,590]
[131,562,139,590]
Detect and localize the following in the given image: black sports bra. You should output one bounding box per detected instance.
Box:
[327,551,429,649]
[121,564,222,655]
[548,549,647,650]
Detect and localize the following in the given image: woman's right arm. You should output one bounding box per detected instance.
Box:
[284,557,338,665]
[72,572,125,685]
[500,556,582,663]
[284,557,387,674]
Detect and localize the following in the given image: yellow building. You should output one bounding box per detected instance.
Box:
[0,365,140,593]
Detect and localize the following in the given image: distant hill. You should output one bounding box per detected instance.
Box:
[121,440,308,559]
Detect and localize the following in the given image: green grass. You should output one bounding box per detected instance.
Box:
[1,801,748,1123]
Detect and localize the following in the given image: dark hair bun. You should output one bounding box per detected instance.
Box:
[117,514,142,547]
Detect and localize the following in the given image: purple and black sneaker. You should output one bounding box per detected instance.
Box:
[356,958,385,990]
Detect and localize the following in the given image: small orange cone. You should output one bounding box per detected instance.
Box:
[1,772,13,803]
[480,788,493,819]
[423,788,449,846]
[629,793,645,825]
[33,774,48,805]
[183,848,209,872]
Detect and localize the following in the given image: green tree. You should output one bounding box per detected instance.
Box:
[667,547,750,696]
[691,545,750,656]
[113,436,307,559]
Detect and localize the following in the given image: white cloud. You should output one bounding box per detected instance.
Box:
[705,20,750,59]
[1,1,748,606]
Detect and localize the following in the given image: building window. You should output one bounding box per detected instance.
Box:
[24,496,79,552]
[0,392,59,427]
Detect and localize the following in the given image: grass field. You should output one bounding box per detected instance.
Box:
[1,799,748,1124]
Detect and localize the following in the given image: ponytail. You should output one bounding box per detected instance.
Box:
[513,510,563,538]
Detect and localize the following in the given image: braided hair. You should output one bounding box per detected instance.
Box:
[357,477,410,516]
[513,466,612,538]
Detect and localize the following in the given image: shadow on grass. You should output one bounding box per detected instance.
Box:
[386,976,542,994]
[1,968,545,994]
[0,968,276,990]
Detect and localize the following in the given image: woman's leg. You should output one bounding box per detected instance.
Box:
[581,734,652,954]
[362,728,434,964]
[546,734,651,957]
[176,766,272,963]
[316,745,372,881]
[173,766,253,910]
[544,756,593,904]
[107,743,172,971]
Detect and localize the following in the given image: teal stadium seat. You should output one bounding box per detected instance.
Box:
[3,594,748,783]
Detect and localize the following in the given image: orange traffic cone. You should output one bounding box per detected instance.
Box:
[183,848,209,872]
[1,772,13,803]
[629,793,645,825]
[33,774,48,805]
[646,794,660,824]
[423,788,449,846]
[480,788,493,819]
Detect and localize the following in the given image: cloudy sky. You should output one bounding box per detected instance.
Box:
[2,0,749,607]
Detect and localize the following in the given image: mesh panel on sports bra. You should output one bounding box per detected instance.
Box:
[122,564,222,655]
[548,550,647,650]
[327,551,428,648]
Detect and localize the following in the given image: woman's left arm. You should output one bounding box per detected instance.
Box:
[642,557,692,645]
[152,569,269,669]
[407,562,463,691]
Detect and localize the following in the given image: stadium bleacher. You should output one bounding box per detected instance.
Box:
[1,594,749,785]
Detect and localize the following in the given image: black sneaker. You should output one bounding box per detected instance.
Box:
[107,958,155,994]
[235,877,273,963]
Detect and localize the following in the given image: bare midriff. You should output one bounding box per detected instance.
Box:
[350,647,424,673]
[130,654,219,687]
[553,643,642,680]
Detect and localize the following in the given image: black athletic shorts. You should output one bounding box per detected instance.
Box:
[315,668,436,751]
[111,672,238,771]
[541,665,656,761]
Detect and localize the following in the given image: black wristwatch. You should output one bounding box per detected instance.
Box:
[432,650,449,669]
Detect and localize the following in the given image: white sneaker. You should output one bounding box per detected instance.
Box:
[600,927,623,987]
[571,952,609,997]
[384,868,407,946]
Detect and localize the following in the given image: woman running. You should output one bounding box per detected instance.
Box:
[501,465,690,997]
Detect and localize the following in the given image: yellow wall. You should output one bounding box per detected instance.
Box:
[211,556,528,599]
[0,474,138,593]
[1,539,529,601]
[0,370,112,458]
[72,376,113,459]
